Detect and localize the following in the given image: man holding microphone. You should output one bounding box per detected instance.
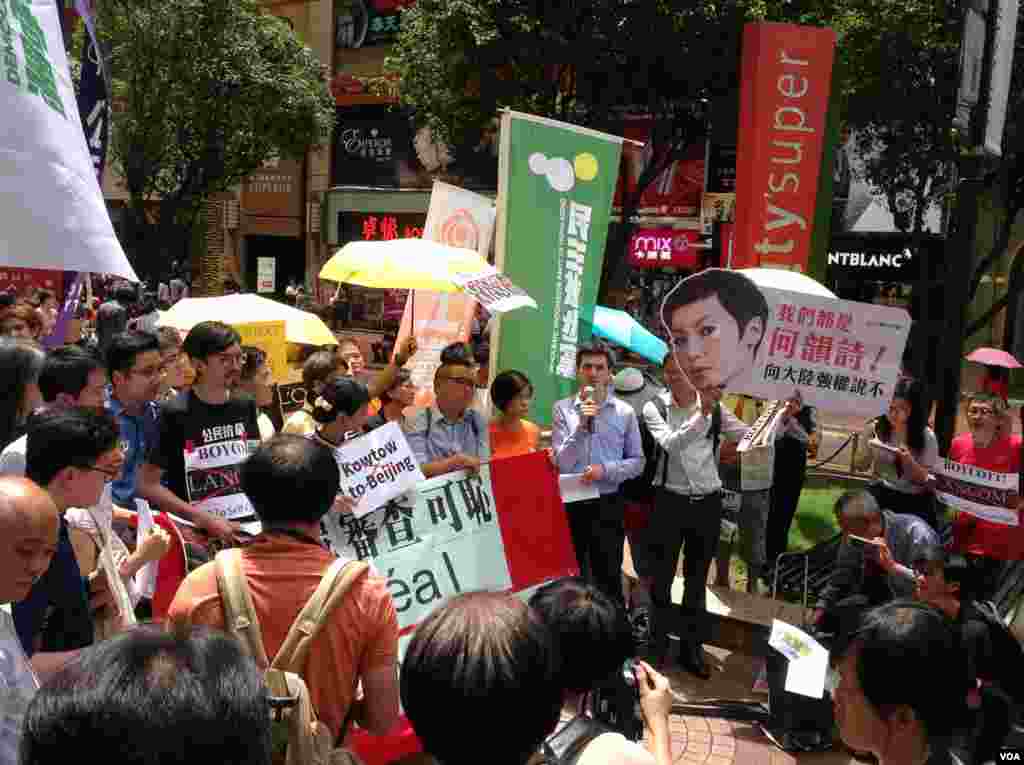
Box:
[552,341,645,604]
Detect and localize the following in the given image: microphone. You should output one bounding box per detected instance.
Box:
[582,386,595,432]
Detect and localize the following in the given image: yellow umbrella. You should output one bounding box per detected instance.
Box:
[157,293,337,347]
[319,239,490,292]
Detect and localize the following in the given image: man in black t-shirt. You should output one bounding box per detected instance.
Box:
[138,322,261,544]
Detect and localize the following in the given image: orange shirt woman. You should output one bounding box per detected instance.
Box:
[489,370,541,459]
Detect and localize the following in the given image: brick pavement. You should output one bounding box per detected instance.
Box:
[648,646,857,765]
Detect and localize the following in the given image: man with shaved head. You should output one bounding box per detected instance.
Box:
[0,475,59,765]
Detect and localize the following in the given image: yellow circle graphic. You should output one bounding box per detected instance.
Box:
[574,153,599,182]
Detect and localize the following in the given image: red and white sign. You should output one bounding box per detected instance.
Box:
[627,228,700,269]
[614,116,706,217]
[733,23,836,272]
[0,268,64,297]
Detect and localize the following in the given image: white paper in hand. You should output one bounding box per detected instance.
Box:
[134,499,159,599]
[559,474,600,504]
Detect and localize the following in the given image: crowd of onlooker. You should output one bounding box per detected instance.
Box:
[0,271,1021,765]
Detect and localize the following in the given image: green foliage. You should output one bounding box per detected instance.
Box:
[97,0,335,220]
[387,0,748,149]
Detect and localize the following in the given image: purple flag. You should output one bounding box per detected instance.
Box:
[41,273,84,349]
[76,33,109,184]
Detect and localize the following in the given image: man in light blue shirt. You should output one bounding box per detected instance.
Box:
[552,341,644,603]
[407,343,489,478]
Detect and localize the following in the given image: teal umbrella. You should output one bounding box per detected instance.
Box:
[587,305,668,364]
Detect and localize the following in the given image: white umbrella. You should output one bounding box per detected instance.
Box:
[736,267,837,299]
[157,294,337,347]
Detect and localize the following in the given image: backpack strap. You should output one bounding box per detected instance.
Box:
[215,548,270,667]
[271,558,371,674]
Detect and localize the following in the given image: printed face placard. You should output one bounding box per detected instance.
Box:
[660,269,910,417]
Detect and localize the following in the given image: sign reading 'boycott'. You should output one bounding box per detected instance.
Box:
[332,423,425,517]
[933,459,1020,527]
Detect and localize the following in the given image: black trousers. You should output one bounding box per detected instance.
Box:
[565,493,626,604]
[644,487,723,647]
[767,438,808,565]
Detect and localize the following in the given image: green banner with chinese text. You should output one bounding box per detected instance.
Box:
[493,111,623,429]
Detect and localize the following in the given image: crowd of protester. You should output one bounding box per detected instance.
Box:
[0,271,1021,765]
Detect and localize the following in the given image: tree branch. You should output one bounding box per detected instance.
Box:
[965,291,1012,338]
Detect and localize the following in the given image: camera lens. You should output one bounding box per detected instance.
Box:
[622,659,637,688]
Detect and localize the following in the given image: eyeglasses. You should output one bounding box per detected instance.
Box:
[439,375,476,388]
[79,464,120,483]
[132,364,168,379]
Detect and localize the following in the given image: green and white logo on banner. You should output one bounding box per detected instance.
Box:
[493,111,623,429]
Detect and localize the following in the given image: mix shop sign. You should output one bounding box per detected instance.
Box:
[627,228,700,269]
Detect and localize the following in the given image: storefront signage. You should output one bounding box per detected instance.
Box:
[733,23,836,272]
[242,156,303,219]
[825,233,941,283]
[335,0,410,50]
[706,142,737,193]
[332,105,413,187]
[827,250,911,269]
[613,114,706,216]
[627,228,700,269]
[338,212,426,244]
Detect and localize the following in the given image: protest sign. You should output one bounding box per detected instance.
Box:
[277,381,310,419]
[395,181,494,408]
[322,451,578,635]
[183,432,260,524]
[660,269,910,417]
[235,321,287,384]
[451,266,537,313]
[933,459,1020,527]
[340,451,578,765]
[493,111,623,428]
[1,0,136,280]
[331,423,424,517]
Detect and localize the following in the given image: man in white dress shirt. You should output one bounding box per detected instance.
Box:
[641,354,747,678]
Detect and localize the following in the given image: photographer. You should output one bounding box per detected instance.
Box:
[530,577,673,765]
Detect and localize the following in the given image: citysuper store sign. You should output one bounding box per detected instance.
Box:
[627,228,700,269]
[733,23,836,272]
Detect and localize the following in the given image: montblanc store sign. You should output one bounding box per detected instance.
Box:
[828,249,911,269]
[827,233,942,282]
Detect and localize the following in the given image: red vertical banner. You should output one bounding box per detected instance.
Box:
[733,23,836,272]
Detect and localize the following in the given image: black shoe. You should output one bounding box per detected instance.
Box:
[680,643,711,679]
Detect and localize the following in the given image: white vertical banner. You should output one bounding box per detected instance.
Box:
[397,181,497,406]
[0,0,137,280]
